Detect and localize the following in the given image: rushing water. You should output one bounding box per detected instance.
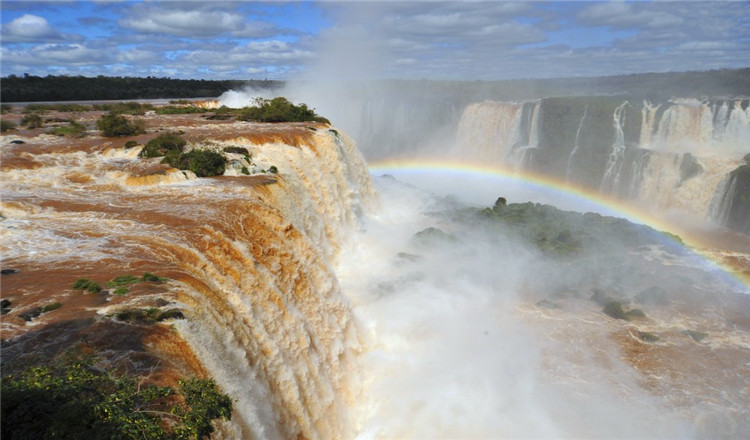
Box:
[2,105,750,438]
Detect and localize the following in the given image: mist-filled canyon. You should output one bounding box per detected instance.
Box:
[2,72,750,439]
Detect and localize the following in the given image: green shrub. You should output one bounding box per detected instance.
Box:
[222,146,250,156]
[49,121,87,137]
[155,106,207,115]
[139,133,186,157]
[107,274,141,288]
[241,166,250,175]
[1,119,16,132]
[41,302,62,313]
[161,149,226,177]
[0,104,13,114]
[0,351,231,440]
[97,113,145,137]
[268,165,278,174]
[237,97,329,123]
[114,307,184,323]
[124,140,139,149]
[72,278,101,293]
[113,287,129,296]
[21,113,43,128]
[93,102,153,115]
[141,272,165,283]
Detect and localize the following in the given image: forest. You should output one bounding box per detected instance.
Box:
[0,74,282,102]
[1,68,748,103]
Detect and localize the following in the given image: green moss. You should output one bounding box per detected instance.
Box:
[241,166,250,175]
[72,278,101,293]
[124,140,139,149]
[268,165,278,174]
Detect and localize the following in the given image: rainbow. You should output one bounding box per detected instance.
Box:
[367,157,750,291]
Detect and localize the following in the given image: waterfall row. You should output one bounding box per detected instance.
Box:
[455,97,750,233]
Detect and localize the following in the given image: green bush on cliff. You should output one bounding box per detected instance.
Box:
[140,133,187,157]
[1,120,16,132]
[161,149,227,177]
[72,278,102,293]
[237,97,329,123]
[49,121,87,137]
[21,113,43,128]
[0,350,231,440]
[97,113,146,137]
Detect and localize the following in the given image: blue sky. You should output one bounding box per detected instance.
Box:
[1,1,748,80]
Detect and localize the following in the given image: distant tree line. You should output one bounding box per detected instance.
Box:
[0,74,283,103]
[1,69,747,103]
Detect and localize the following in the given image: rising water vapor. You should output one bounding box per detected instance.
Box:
[336,175,739,439]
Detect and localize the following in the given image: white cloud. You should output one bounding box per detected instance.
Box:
[120,9,244,37]
[1,14,66,42]
[3,43,112,66]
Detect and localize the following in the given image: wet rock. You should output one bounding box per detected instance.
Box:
[602,301,627,319]
[679,153,703,182]
[636,331,660,342]
[683,329,708,342]
[1,298,11,315]
[9,140,25,144]
[396,252,422,262]
[20,307,42,322]
[1,269,20,275]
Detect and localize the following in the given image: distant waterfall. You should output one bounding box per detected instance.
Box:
[455,97,750,232]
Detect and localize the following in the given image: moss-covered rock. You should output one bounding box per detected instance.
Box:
[602,301,627,319]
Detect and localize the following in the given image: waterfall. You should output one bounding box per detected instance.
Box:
[453,97,750,233]
[0,126,376,439]
[565,105,588,181]
[599,102,630,195]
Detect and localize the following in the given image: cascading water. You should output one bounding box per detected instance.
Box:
[0,121,376,439]
[599,102,630,194]
[453,97,750,233]
[565,104,588,181]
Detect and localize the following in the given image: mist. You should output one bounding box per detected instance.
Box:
[208,7,750,437]
[336,175,743,439]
